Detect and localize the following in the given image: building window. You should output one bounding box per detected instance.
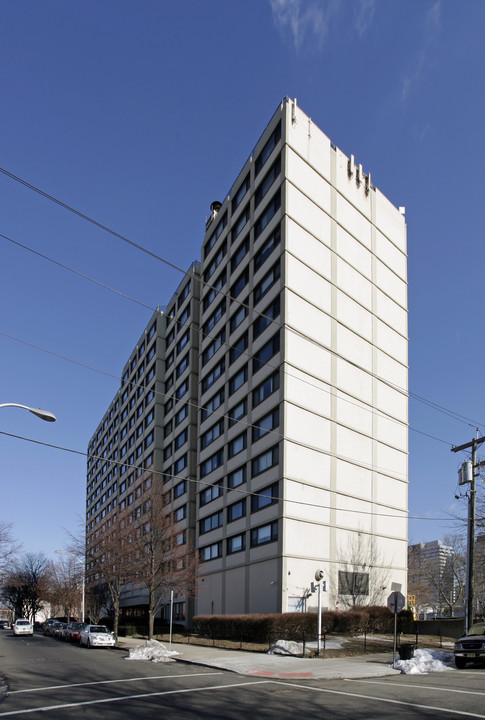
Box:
[254,191,281,239]
[166,351,175,369]
[231,174,250,213]
[254,261,280,305]
[229,365,248,395]
[199,510,223,535]
[175,428,188,450]
[228,498,246,522]
[202,269,226,312]
[166,328,175,348]
[204,240,227,283]
[338,571,369,596]
[148,321,157,341]
[178,279,191,309]
[199,541,222,562]
[178,304,190,328]
[253,333,280,374]
[202,299,226,338]
[253,297,280,340]
[164,419,173,438]
[252,407,279,442]
[227,465,246,489]
[252,445,279,477]
[229,332,248,365]
[174,454,187,474]
[228,431,247,458]
[201,358,225,395]
[201,388,224,422]
[201,418,224,450]
[147,343,156,362]
[230,304,249,334]
[231,236,249,274]
[176,353,190,378]
[227,533,246,555]
[201,329,226,367]
[200,449,224,478]
[175,404,188,426]
[145,430,155,449]
[177,329,190,354]
[250,521,278,547]
[173,505,186,522]
[231,204,250,244]
[230,267,249,303]
[255,156,281,207]
[251,482,279,512]
[228,398,247,427]
[255,122,281,176]
[174,480,186,499]
[175,378,189,400]
[204,211,227,259]
[199,480,223,507]
[163,444,172,462]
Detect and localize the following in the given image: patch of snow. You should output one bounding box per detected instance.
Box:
[0,676,7,699]
[125,639,181,663]
[267,637,347,656]
[394,648,455,674]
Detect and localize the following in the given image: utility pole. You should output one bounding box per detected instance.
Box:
[451,432,485,631]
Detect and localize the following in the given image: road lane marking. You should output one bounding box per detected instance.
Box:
[0,680,271,716]
[345,678,485,696]
[270,681,485,719]
[7,672,222,695]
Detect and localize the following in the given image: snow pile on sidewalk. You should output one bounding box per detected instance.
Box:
[268,637,347,656]
[125,639,181,663]
[394,648,455,674]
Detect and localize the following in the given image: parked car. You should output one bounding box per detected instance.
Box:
[53,622,68,639]
[13,619,33,636]
[79,625,116,648]
[0,621,10,629]
[46,621,64,637]
[65,622,85,643]
[43,619,58,635]
[455,623,485,668]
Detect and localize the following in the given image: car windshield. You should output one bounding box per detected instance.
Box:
[71,623,84,630]
[17,621,30,626]
[466,624,485,637]
[89,626,110,633]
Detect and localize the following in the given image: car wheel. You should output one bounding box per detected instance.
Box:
[455,656,467,669]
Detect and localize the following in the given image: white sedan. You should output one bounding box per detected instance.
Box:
[13,619,33,636]
[79,625,116,648]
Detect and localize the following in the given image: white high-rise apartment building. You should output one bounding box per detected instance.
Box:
[86,98,408,624]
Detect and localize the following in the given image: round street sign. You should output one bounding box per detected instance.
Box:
[387,591,405,613]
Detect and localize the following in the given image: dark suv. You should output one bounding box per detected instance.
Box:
[454,623,485,668]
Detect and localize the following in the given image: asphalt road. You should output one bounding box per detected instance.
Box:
[1,630,485,719]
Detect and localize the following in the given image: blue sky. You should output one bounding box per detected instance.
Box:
[1,0,484,560]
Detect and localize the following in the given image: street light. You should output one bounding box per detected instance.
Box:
[0,403,56,422]
[55,550,85,623]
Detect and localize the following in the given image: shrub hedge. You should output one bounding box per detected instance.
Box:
[192,606,412,642]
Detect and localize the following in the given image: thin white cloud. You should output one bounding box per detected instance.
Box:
[354,0,376,38]
[401,1,442,103]
[269,0,341,51]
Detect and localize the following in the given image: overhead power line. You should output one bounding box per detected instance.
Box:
[0,429,459,523]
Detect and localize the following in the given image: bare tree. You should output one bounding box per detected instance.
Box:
[46,556,83,621]
[334,532,390,609]
[1,553,51,622]
[86,508,137,639]
[128,487,198,639]
[0,522,21,579]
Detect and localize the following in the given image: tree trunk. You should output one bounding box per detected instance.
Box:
[148,609,155,640]
[113,597,120,640]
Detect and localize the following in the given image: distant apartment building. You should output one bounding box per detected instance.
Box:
[408,540,456,617]
[86,98,408,624]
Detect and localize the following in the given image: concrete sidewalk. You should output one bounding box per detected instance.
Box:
[116,636,401,680]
